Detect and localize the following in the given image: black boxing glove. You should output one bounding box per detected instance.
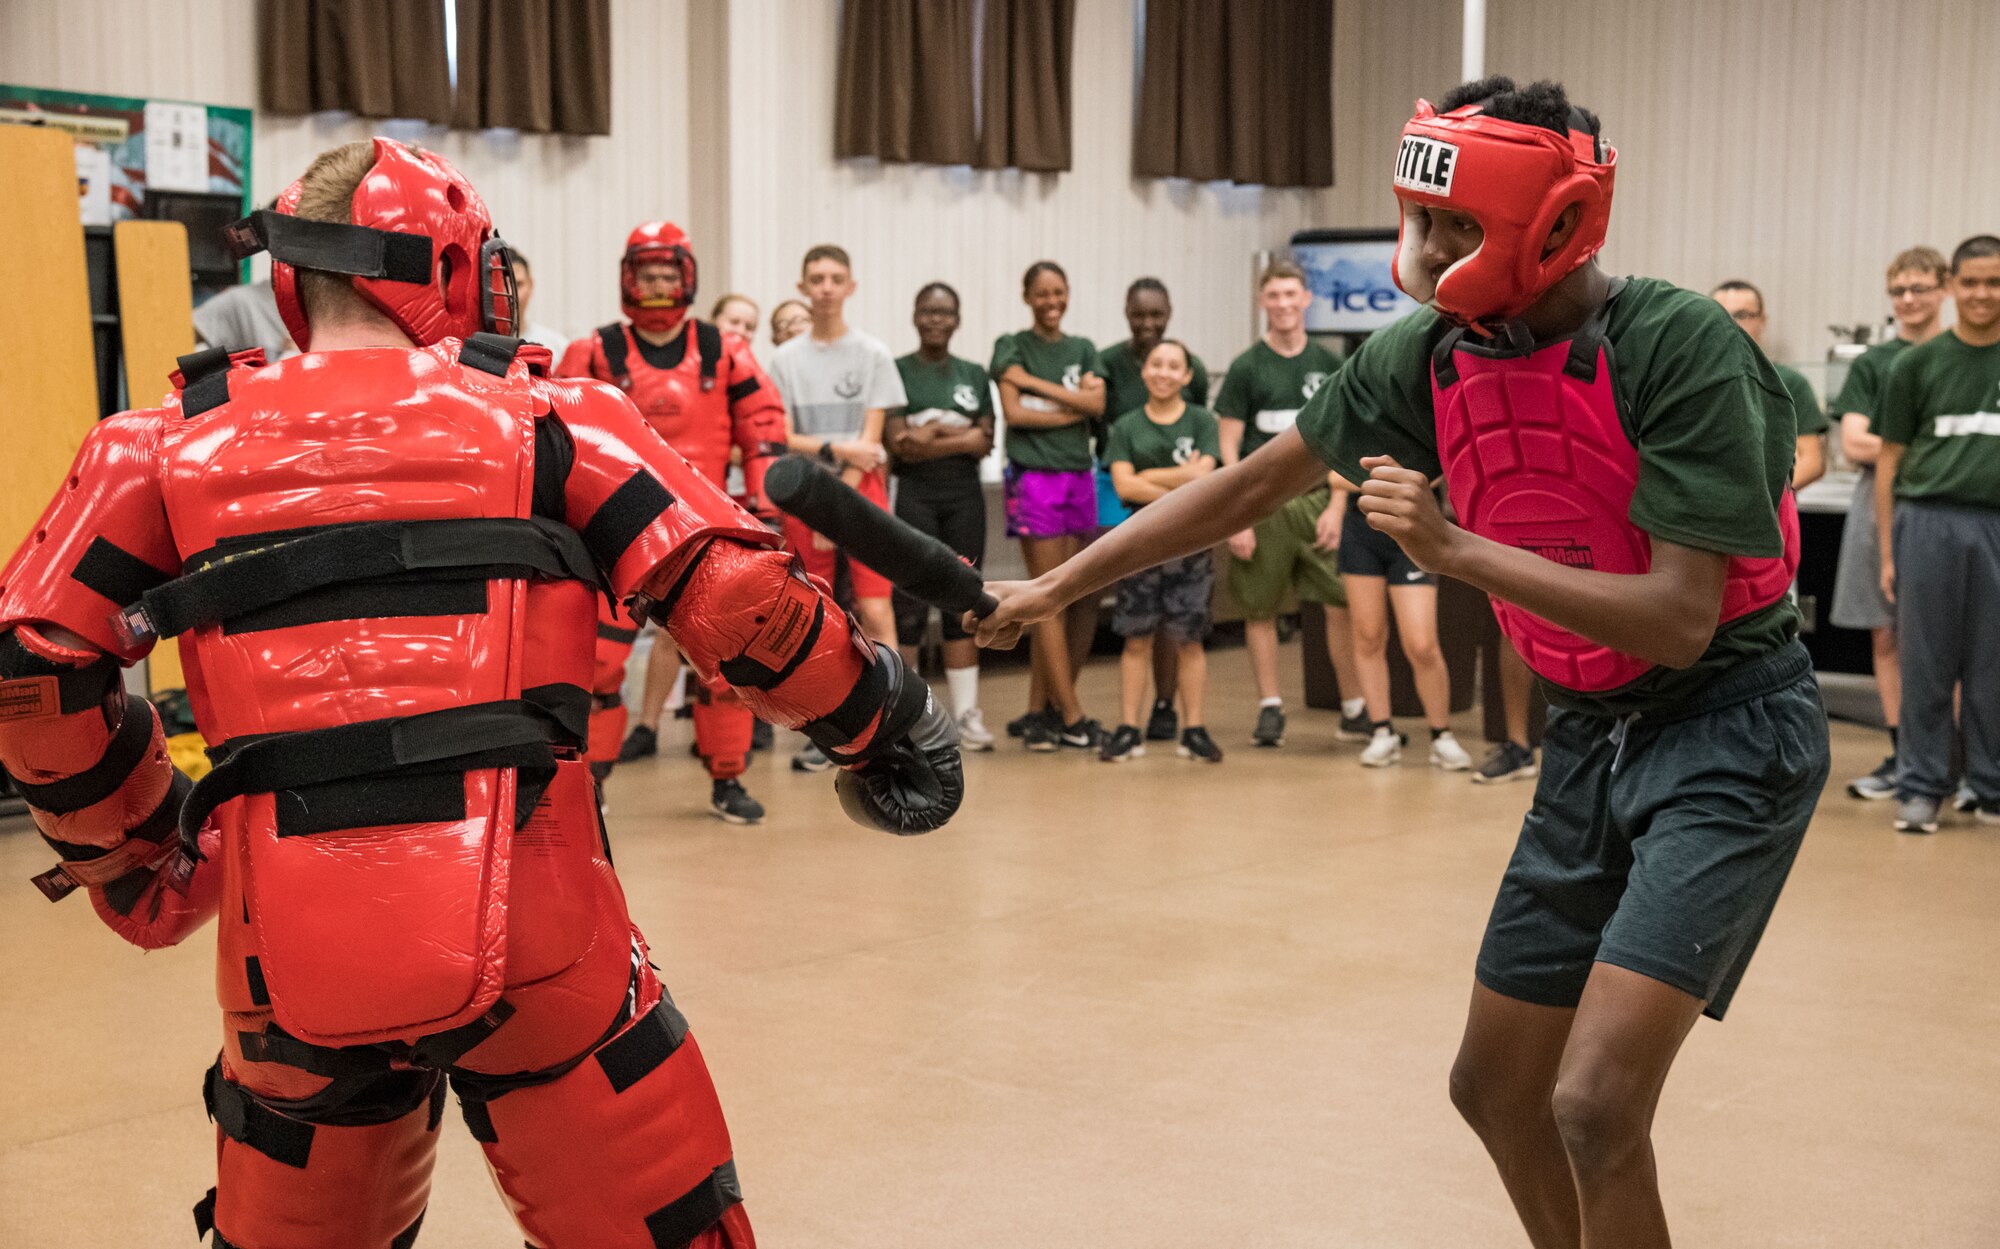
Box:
[801,643,964,834]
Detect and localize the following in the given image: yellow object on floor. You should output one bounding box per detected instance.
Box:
[165,731,212,781]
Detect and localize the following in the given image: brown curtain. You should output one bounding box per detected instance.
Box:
[1134,0,1334,188]
[454,0,612,136]
[835,0,978,164]
[976,0,1076,173]
[260,0,453,125]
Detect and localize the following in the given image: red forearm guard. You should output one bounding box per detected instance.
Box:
[652,541,893,753]
[0,625,219,947]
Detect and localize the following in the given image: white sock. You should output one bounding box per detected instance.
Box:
[945,665,979,717]
[1259,696,1283,709]
[663,667,689,711]
[1342,697,1366,719]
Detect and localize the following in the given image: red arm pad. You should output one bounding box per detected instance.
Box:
[554,334,604,381]
[653,541,895,754]
[722,336,789,519]
[0,625,219,948]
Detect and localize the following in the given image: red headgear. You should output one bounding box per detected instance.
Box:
[621,221,698,335]
[1390,98,1616,325]
[225,138,517,351]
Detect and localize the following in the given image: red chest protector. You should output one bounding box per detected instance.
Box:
[591,321,733,483]
[1431,306,1799,693]
[134,334,603,1047]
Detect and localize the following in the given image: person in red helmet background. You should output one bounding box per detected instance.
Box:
[558,223,789,825]
[0,137,960,1248]
[972,78,1828,1248]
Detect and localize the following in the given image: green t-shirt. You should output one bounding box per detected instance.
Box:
[1214,338,1343,460]
[1773,362,1829,436]
[1877,331,2000,511]
[1830,337,1912,430]
[1103,402,1222,496]
[893,352,991,486]
[990,331,1103,471]
[1294,277,1800,717]
[1099,339,1210,455]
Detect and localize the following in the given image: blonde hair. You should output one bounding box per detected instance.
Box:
[709,293,759,320]
[1887,247,1948,284]
[1258,259,1307,290]
[292,140,381,325]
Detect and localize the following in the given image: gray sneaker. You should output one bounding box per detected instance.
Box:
[1472,741,1538,784]
[1894,795,1940,834]
[1252,705,1286,748]
[1953,782,1978,813]
[1846,755,1896,800]
[791,741,833,773]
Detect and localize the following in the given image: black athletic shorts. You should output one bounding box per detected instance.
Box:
[1476,641,1829,1021]
[1337,494,1433,585]
[893,475,987,641]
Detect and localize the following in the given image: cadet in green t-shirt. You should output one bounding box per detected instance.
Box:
[1099,340,1222,764]
[971,78,1830,1248]
[887,282,998,751]
[1826,246,1950,801]
[1873,235,2000,833]
[990,261,1107,750]
[1214,260,1366,750]
[1710,280,1829,488]
[1097,278,1210,741]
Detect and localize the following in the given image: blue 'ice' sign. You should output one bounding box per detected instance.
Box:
[1292,233,1420,334]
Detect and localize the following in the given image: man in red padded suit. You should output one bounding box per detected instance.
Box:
[559,223,787,825]
[0,138,960,1249]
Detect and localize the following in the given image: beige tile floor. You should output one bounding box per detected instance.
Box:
[3,644,1998,1247]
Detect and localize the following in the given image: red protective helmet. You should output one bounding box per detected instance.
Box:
[621,221,698,335]
[225,138,518,351]
[1390,98,1616,326]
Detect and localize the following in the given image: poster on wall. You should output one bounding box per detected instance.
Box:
[0,84,251,221]
[1291,229,1421,335]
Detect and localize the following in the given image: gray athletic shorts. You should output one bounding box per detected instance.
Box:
[1829,467,1893,631]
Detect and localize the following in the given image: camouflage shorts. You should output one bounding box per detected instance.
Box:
[1113,551,1214,642]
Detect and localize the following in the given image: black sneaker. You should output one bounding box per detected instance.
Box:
[1252,705,1286,747]
[1058,717,1102,749]
[1145,699,1178,741]
[710,778,765,825]
[1178,726,1224,763]
[751,719,773,752]
[1022,720,1061,753]
[616,725,658,762]
[1846,755,1896,800]
[1099,724,1145,762]
[791,742,833,772]
[1471,741,1538,785]
[1007,704,1055,739]
[1335,711,1372,742]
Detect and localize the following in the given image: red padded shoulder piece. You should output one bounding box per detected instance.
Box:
[0,411,180,660]
[540,373,779,613]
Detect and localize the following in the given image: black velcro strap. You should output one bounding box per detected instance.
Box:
[244,956,269,1006]
[0,634,122,715]
[532,415,576,523]
[695,321,721,392]
[225,579,488,635]
[70,537,173,608]
[408,1000,517,1069]
[226,210,433,285]
[717,596,824,691]
[176,346,236,417]
[391,1212,426,1249]
[581,471,676,571]
[205,1059,316,1169]
[274,770,468,838]
[11,694,156,815]
[192,1187,218,1239]
[726,375,759,404]
[645,1160,743,1249]
[594,995,692,1094]
[236,1026,395,1079]
[597,621,639,645]
[597,323,631,387]
[461,332,523,377]
[458,1094,498,1142]
[181,697,579,856]
[592,690,624,710]
[808,644,930,766]
[1430,325,1468,388]
[133,517,600,641]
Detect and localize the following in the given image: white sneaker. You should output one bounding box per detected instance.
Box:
[1360,725,1405,767]
[1430,731,1473,771]
[956,707,995,751]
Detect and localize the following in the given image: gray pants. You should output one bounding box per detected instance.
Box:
[1893,501,2000,803]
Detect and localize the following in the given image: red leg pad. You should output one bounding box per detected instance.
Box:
[209,1065,439,1248]
[466,973,752,1248]
[690,680,752,780]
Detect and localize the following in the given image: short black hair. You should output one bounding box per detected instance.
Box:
[1951,235,2000,273]
[914,280,959,309]
[1127,276,1169,303]
[510,249,532,276]
[1710,279,1764,315]
[1022,260,1067,294]
[1438,76,1600,144]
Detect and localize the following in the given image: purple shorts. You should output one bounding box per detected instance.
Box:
[1004,467,1097,539]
